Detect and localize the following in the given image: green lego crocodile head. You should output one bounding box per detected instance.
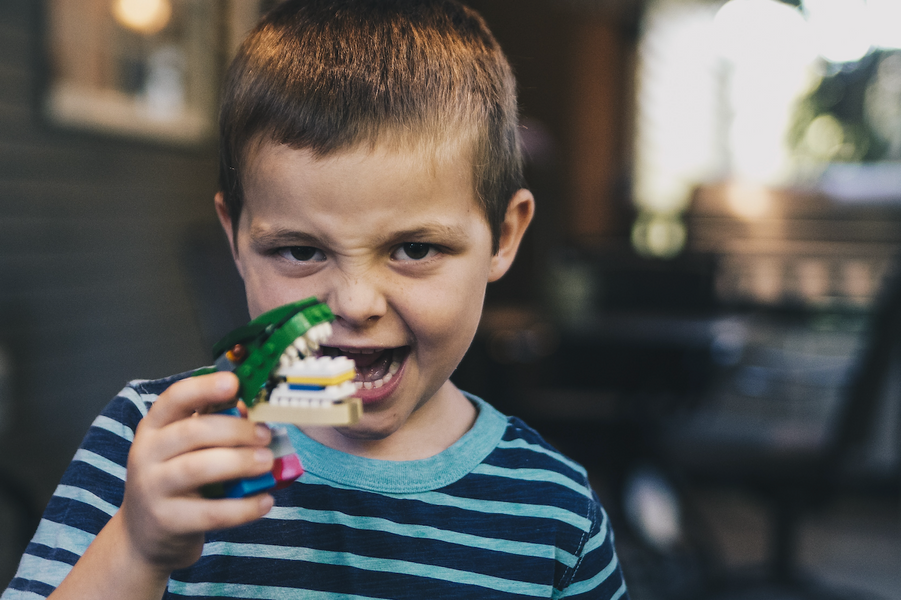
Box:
[212,297,337,406]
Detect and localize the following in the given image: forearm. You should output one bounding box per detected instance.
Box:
[48,513,171,600]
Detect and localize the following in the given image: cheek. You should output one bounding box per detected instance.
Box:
[240,259,310,318]
[407,269,486,354]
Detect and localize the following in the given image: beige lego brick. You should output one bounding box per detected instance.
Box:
[247,397,363,425]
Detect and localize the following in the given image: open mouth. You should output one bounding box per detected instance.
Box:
[322,346,409,391]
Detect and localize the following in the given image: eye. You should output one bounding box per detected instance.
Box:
[277,246,326,262]
[392,242,437,261]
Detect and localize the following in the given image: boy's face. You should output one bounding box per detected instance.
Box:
[216,141,532,455]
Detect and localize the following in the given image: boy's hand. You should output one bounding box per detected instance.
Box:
[119,372,275,572]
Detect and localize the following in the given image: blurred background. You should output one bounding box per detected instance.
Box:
[0,0,899,598]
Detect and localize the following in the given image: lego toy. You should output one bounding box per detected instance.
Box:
[196,297,362,423]
[197,297,361,498]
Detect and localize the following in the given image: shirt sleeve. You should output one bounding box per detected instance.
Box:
[1,385,150,599]
[555,494,630,600]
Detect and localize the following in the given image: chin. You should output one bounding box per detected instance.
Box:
[333,416,404,441]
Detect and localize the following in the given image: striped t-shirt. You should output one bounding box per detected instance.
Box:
[3,373,629,599]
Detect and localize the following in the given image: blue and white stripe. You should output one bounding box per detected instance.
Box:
[3,374,628,600]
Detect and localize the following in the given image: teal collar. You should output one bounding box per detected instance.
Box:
[285,393,507,493]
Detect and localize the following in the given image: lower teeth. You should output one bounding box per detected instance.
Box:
[355,359,401,390]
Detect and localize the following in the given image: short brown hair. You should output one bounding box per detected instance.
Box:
[218,0,524,253]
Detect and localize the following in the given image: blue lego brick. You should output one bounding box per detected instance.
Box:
[222,472,277,498]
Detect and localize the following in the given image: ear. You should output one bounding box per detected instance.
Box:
[488,188,535,282]
[214,192,245,280]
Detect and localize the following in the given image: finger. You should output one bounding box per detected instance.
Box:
[155,446,275,497]
[160,494,275,534]
[144,373,239,429]
[196,398,250,417]
[149,414,272,462]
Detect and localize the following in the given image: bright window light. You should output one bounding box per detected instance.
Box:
[715,0,815,67]
[633,1,721,217]
[867,0,901,51]
[803,0,871,64]
[715,0,816,183]
[634,0,901,256]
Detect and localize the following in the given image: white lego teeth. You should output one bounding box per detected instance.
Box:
[276,355,355,377]
[303,323,332,349]
[276,323,331,367]
[268,380,357,405]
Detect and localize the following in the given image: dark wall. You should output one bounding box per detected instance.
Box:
[0,2,224,506]
[466,0,639,307]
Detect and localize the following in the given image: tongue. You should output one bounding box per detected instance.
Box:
[353,350,392,382]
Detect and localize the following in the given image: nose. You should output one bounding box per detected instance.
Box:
[326,272,387,329]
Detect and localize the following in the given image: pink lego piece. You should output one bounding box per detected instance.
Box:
[272,453,304,489]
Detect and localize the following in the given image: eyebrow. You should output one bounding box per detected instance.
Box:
[248,221,473,250]
[381,222,472,246]
[247,226,325,251]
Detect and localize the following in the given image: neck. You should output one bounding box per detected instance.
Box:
[299,381,478,461]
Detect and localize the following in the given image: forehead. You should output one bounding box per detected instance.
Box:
[239,140,487,241]
[244,137,471,197]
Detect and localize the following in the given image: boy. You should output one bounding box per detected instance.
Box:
[4,1,628,598]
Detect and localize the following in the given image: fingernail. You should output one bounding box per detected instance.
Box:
[255,424,271,442]
[255,448,273,464]
[259,494,274,513]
